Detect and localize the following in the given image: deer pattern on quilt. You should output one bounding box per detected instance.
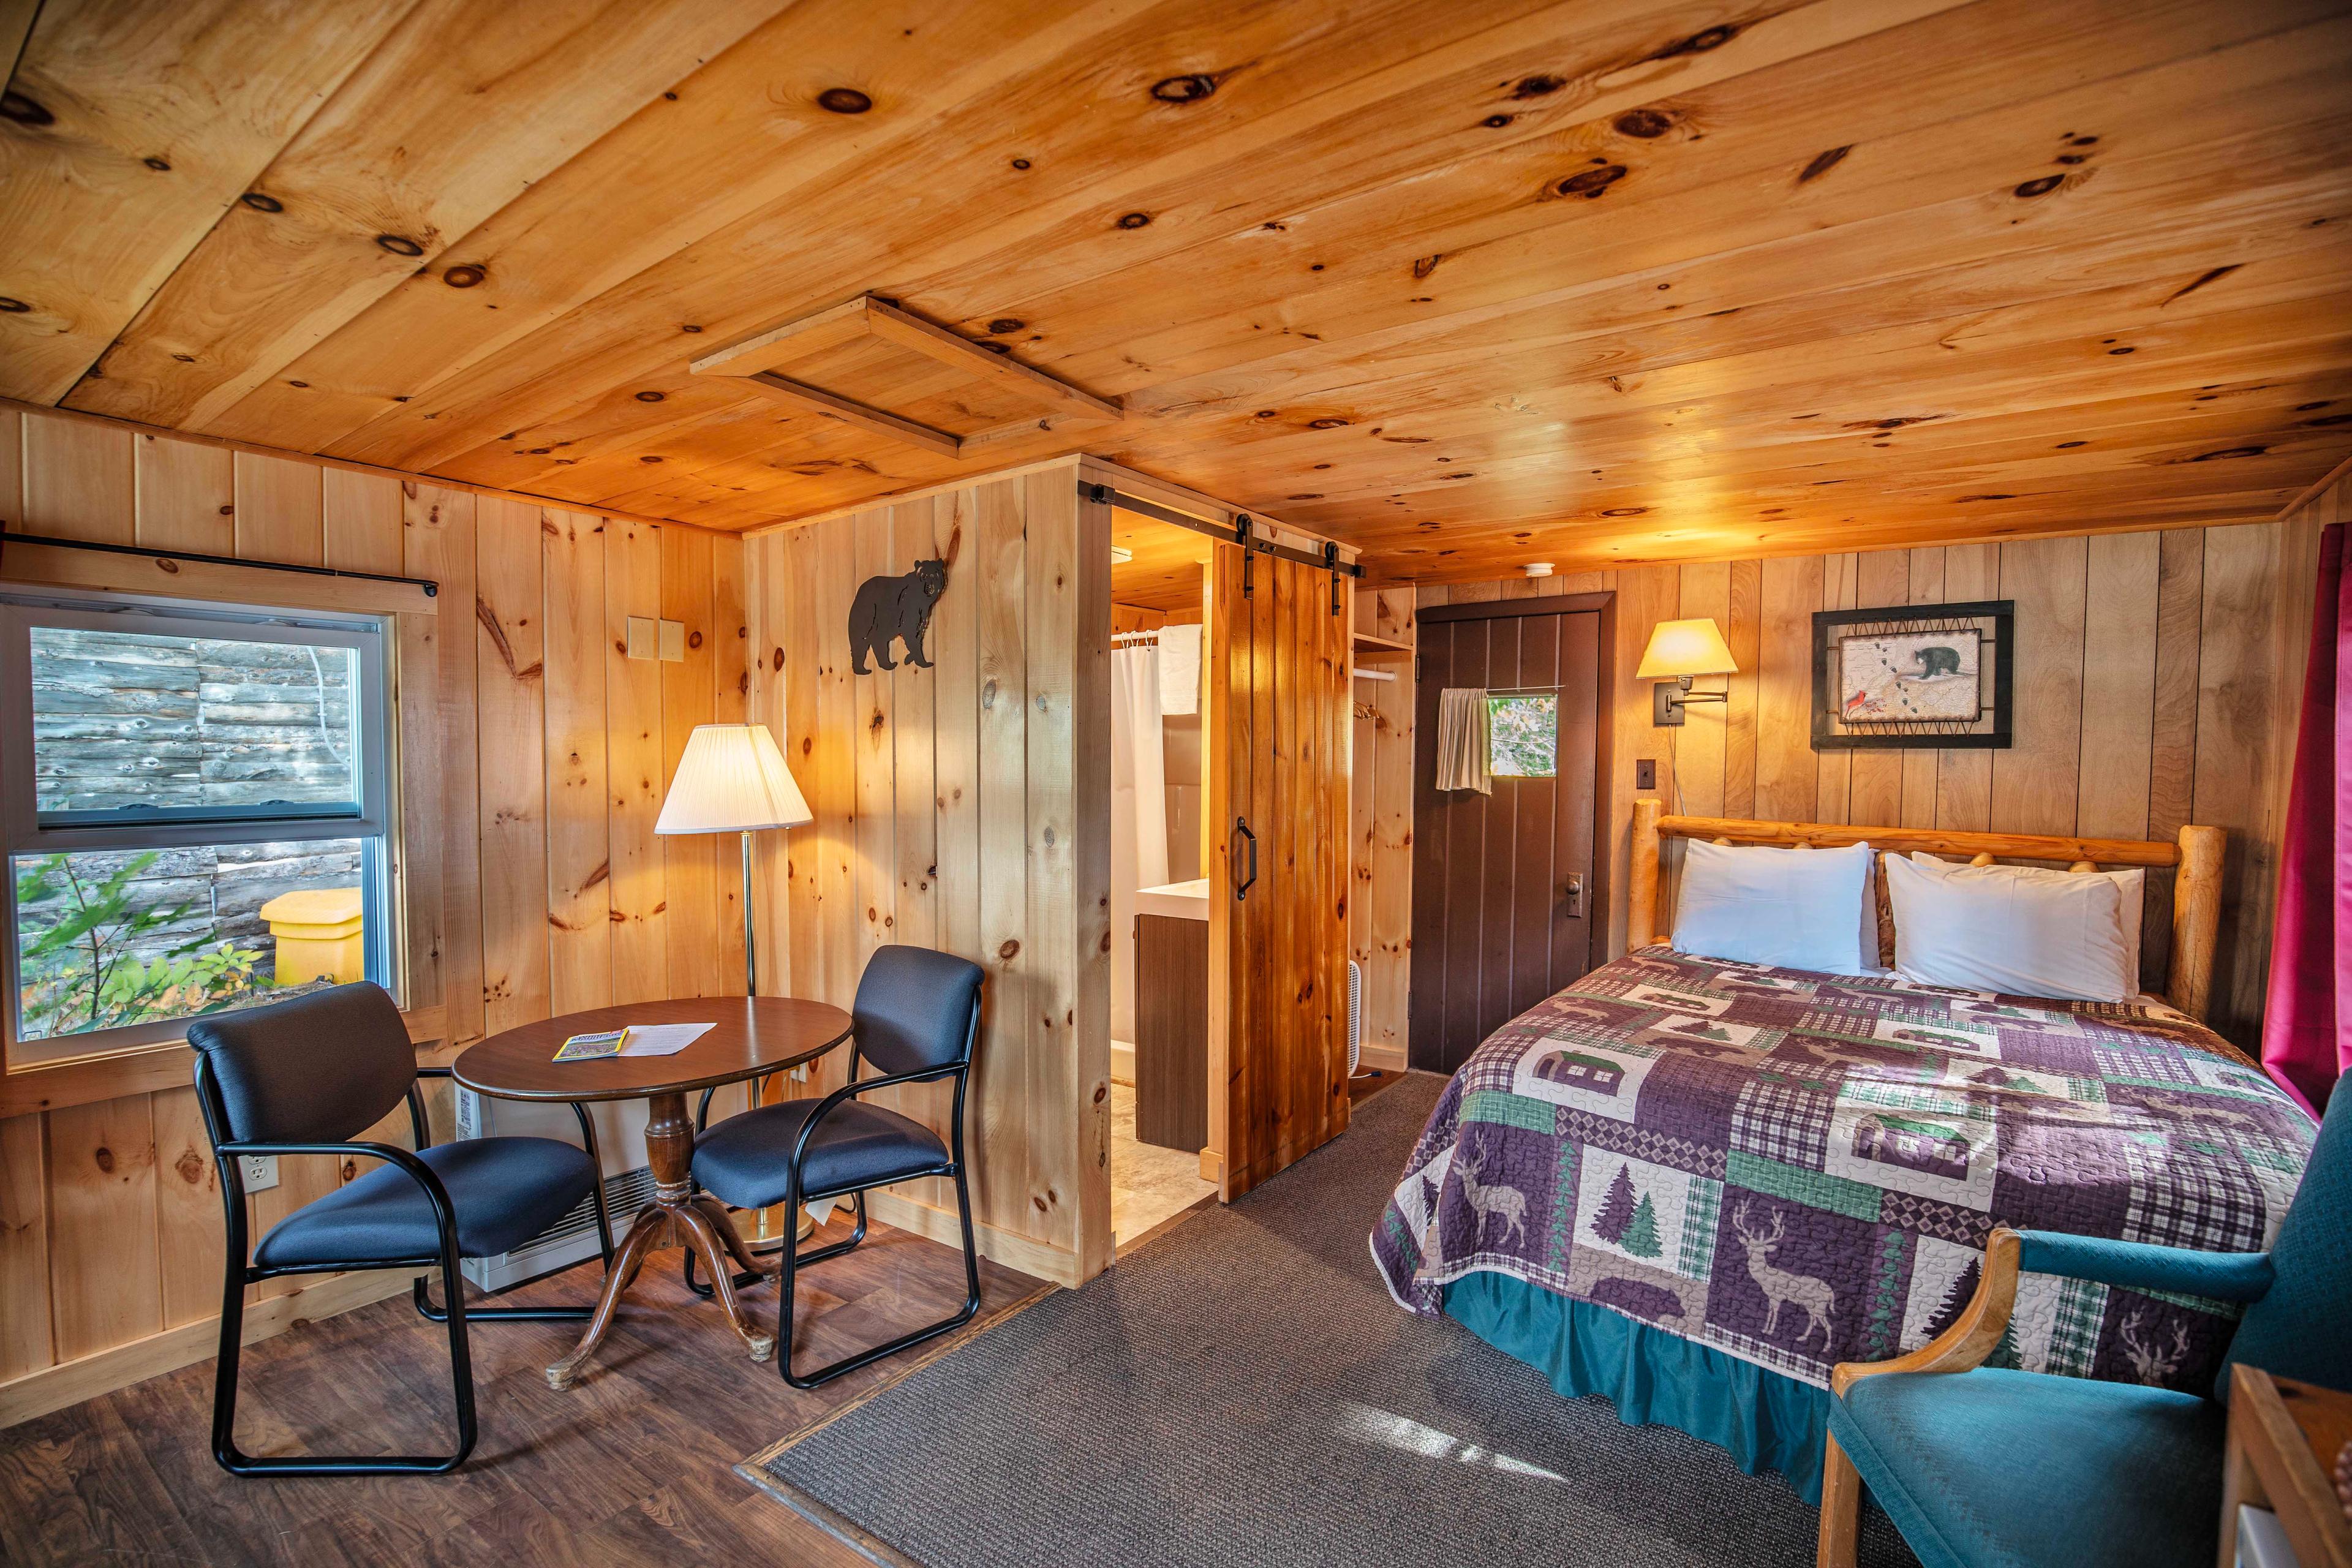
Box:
[1370,946,2318,1396]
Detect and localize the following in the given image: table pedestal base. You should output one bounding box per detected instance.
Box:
[546,1090,774,1390]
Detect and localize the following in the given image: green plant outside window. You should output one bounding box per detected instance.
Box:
[1487,693,1558,778]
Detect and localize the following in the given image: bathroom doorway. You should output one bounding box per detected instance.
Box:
[1106,505,1219,1248]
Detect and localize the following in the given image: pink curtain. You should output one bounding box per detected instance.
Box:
[2260,522,2350,1115]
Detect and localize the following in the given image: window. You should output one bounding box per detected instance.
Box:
[1,591,393,1062]
[1487,692,1559,778]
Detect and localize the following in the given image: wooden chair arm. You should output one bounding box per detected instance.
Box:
[1830,1227,2022,1396]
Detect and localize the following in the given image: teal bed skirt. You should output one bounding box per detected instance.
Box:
[1442,1270,1832,1504]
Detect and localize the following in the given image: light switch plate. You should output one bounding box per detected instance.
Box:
[625,616,658,660]
[658,618,685,662]
[239,1154,280,1192]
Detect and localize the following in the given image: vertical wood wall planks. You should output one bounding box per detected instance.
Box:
[43,1096,159,1358]
[709,529,750,996]
[659,524,718,1000]
[543,509,612,1015]
[21,415,132,543]
[412,484,481,1046]
[322,468,402,575]
[1899,548,1946,828]
[1934,543,2000,830]
[132,434,232,554]
[1752,555,1822,824]
[1845,551,1910,829]
[972,477,1030,1240]
[149,1086,222,1329]
[1022,472,1079,1253]
[230,450,323,565]
[2076,531,2160,840]
[1068,479,1114,1280]
[0,1112,51,1379]
[475,496,549,1035]
[2193,522,2291,1044]
[1991,535,2089,836]
[602,517,667,1007]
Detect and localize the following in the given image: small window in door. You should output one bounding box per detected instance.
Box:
[1487,692,1558,778]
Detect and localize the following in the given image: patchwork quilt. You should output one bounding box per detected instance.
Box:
[1373,948,2316,1395]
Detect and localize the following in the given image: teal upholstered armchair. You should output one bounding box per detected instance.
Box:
[1817,1072,2350,1568]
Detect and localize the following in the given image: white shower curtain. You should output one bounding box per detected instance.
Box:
[1111,644,1170,1044]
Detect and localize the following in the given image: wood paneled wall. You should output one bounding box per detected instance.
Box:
[0,407,745,1422]
[1417,513,2330,1048]
[1349,589,1414,1069]
[741,463,1111,1287]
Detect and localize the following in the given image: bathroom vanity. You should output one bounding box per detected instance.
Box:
[1133,879,1209,1153]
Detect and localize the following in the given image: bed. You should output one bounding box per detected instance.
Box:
[1371,805,2320,1501]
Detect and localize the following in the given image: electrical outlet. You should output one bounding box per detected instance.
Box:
[1635,758,1657,790]
[239,1154,280,1192]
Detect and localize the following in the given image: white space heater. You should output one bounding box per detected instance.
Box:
[453,1087,654,1294]
[1347,959,1364,1075]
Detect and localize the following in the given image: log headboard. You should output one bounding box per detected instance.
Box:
[1626,799,2228,1023]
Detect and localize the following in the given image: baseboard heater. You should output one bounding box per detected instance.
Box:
[1348,958,1363,1075]
[454,1086,653,1294]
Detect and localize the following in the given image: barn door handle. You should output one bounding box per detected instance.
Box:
[1231,817,1258,900]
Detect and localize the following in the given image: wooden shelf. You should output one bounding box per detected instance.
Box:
[1352,630,1412,661]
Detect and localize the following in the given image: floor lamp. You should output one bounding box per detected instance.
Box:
[655,722,813,1245]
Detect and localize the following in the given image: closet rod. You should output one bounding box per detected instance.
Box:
[1078,483,1362,579]
[1,530,440,597]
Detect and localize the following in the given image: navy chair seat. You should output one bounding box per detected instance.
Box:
[254,1136,595,1270]
[1830,1367,2224,1568]
[693,1099,949,1207]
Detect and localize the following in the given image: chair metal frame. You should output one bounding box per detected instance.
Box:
[194,1057,616,1476]
[759,992,983,1389]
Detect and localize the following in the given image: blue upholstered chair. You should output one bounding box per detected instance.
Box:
[691,944,984,1389]
[189,982,614,1476]
[1818,1072,2350,1568]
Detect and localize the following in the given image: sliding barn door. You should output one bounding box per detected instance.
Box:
[1205,544,1351,1201]
[1409,603,1605,1074]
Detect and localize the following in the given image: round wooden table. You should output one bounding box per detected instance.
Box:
[453,996,853,1389]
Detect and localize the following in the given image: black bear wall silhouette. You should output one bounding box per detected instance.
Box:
[848,558,948,673]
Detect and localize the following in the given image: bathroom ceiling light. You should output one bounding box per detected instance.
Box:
[1523,562,1553,578]
[1111,545,1134,564]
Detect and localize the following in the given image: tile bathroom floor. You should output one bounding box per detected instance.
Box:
[1109,1076,1218,1249]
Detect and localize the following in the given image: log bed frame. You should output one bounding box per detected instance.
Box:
[1626,799,2228,1024]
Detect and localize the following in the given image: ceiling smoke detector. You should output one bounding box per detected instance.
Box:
[1523,562,1554,578]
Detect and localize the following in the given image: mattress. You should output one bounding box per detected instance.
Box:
[1373,946,2316,1400]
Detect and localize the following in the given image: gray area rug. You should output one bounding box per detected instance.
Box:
[743,1072,1921,1568]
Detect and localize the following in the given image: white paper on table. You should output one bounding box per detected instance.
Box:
[617,1022,717,1057]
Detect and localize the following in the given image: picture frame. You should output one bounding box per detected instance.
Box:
[1810,599,2013,750]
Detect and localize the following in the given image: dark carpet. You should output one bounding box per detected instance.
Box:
[742,1072,1921,1568]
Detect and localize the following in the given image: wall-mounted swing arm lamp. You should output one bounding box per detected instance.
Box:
[1637,618,1739,726]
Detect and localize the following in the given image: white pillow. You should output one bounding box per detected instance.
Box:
[1882,853,2133,1002]
[1672,839,1875,975]
[1793,842,1887,971]
[1905,853,2144,979]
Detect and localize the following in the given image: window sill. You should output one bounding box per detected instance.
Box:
[1,1003,448,1117]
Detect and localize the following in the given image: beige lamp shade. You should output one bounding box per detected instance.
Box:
[655,723,811,834]
[1635,618,1739,680]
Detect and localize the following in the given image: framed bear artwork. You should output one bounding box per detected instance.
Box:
[1809,599,2014,750]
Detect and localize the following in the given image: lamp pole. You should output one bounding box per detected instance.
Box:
[742,827,757,997]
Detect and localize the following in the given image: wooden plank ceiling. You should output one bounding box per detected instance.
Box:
[2,0,2348,586]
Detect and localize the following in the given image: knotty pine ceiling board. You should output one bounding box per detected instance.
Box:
[1110,511,1214,612]
[0,0,2342,586]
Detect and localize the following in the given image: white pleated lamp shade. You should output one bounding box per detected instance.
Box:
[655,724,812,834]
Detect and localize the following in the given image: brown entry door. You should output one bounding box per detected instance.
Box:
[1204,543,1351,1200]
[1409,603,1604,1074]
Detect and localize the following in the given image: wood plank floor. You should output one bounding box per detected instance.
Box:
[0,1213,1047,1567]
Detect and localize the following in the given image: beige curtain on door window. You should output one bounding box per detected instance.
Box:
[1435,687,1492,794]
